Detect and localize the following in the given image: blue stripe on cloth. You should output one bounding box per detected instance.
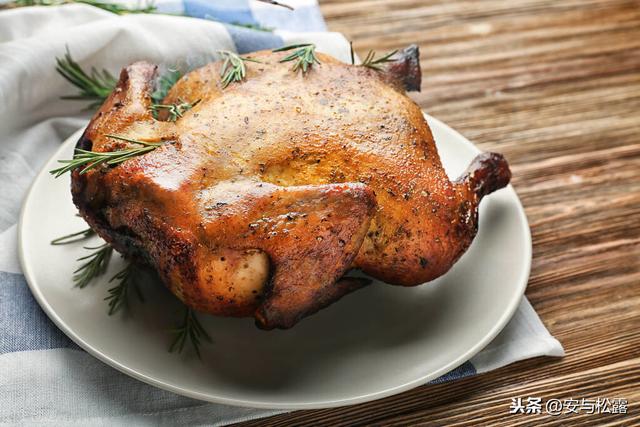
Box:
[183,0,257,25]
[252,3,327,33]
[224,24,283,53]
[0,272,77,354]
[429,361,477,384]
[178,0,327,33]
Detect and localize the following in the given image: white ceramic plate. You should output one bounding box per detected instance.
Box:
[19,114,530,410]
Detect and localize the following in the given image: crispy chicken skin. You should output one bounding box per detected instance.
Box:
[71,45,511,329]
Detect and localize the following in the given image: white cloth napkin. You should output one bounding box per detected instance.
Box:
[0,4,563,425]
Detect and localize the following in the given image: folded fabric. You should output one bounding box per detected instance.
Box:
[0,2,563,425]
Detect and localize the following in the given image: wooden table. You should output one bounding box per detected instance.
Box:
[239,0,640,425]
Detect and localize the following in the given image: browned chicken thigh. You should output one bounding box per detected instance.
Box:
[71,45,510,329]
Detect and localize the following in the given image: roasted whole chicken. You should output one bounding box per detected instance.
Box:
[71,45,511,329]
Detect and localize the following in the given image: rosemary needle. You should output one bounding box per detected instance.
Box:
[73,243,112,289]
[274,43,320,74]
[350,41,355,65]
[256,0,293,10]
[169,307,212,359]
[105,263,144,315]
[51,227,95,245]
[49,134,163,177]
[218,50,262,88]
[361,49,398,70]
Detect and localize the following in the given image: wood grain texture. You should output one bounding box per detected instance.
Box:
[237,0,640,425]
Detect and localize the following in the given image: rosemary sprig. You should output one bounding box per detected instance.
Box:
[151,69,182,104]
[230,21,274,32]
[274,43,320,74]
[51,227,95,245]
[6,0,156,14]
[361,49,398,70]
[218,50,262,88]
[169,307,212,359]
[49,134,163,177]
[150,99,200,121]
[105,263,144,315]
[257,0,293,10]
[57,50,181,110]
[56,47,117,109]
[350,41,355,65]
[73,243,113,288]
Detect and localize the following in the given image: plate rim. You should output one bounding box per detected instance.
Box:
[18,113,531,409]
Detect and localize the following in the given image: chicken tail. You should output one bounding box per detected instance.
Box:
[383,44,422,92]
[458,152,511,200]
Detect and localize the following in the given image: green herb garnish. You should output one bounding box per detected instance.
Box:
[361,49,398,70]
[218,50,262,88]
[105,263,144,315]
[230,21,274,32]
[7,0,155,14]
[256,0,293,10]
[50,134,163,177]
[56,47,117,109]
[51,228,95,245]
[273,43,320,74]
[169,308,212,359]
[349,41,355,65]
[56,49,184,109]
[73,243,113,288]
[151,69,182,104]
[150,99,200,121]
